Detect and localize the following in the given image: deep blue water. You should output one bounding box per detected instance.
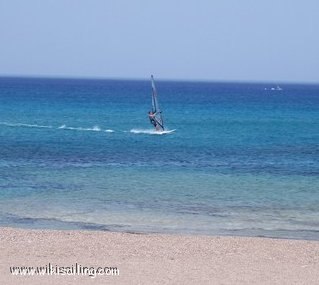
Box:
[0,77,319,239]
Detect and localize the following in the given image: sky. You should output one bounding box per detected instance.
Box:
[0,0,318,83]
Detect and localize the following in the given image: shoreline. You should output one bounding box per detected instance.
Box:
[2,221,319,241]
[1,226,319,284]
[2,223,319,242]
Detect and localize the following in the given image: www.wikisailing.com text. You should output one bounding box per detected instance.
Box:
[10,263,119,278]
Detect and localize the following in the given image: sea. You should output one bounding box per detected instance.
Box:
[0,77,318,240]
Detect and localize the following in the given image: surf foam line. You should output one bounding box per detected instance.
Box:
[0,122,115,133]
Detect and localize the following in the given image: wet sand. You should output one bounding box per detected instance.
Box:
[0,227,319,285]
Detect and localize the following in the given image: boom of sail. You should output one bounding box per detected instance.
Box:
[150,75,164,131]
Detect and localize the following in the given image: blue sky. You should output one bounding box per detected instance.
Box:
[0,0,318,83]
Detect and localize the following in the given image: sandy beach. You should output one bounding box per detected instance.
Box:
[0,227,318,284]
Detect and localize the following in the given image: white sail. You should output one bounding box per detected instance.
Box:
[150,75,164,131]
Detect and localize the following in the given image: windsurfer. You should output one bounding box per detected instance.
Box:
[148,111,157,128]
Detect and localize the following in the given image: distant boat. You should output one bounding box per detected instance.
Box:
[265,85,283,91]
[148,75,165,132]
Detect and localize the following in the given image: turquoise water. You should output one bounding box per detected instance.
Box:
[0,77,319,239]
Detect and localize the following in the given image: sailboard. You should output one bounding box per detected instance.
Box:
[149,75,165,132]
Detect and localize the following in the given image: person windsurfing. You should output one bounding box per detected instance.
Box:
[148,111,160,130]
[148,76,165,132]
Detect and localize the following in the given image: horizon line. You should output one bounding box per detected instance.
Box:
[0,73,319,86]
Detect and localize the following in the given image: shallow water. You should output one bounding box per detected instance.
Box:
[0,77,319,239]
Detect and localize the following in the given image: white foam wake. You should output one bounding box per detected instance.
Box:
[58,124,114,132]
[130,128,175,135]
[1,122,114,133]
[58,125,99,131]
[0,122,53,129]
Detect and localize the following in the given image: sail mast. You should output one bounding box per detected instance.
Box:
[151,75,157,113]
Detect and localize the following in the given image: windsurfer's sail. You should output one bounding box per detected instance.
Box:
[150,75,164,131]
